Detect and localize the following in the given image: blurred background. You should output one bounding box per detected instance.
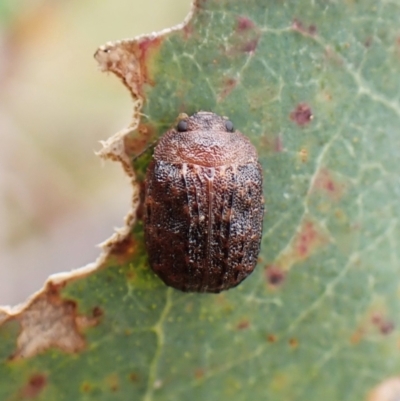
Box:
[0,0,190,305]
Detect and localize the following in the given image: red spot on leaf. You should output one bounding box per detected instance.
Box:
[106,374,120,392]
[289,338,299,348]
[371,313,395,335]
[242,37,259,53]
[351,308,395,345]
[365,36,373,47]
[314,168,345,201]
[380,321,395,335]
[126,270,137,282]
[265,265,286,286]
[183,22,193,39]
[295,220,327,259]
[110,235,138,257]
[267,334,277,343]
[236,319,250,330]
[292,18,317,36]
[308,25,317,35]
[218,77,237,100]
[260,135,284,153]
[230,17,261,54]
[290,103,313,126]
[23,374,47,398]
[129,372,140,382]
[81,382,92,393]
[267,218,328,274]
[236,16,255,31]
[274,136,283,152]
[194,368,205,379]
[92,306,104,318]
[350,328,364,345]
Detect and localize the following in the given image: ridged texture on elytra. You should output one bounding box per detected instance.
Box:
[144,112,264,293]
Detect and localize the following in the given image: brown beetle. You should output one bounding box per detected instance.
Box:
[144,111,264,293]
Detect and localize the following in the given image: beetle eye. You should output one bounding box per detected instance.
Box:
[225,120,234,132]
[177,120,188,132]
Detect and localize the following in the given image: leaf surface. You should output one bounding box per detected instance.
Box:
[1,0,400,400]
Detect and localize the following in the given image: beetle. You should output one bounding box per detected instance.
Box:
[144,111,264,292]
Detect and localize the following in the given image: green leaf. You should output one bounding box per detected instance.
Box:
[1,0,400,400]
